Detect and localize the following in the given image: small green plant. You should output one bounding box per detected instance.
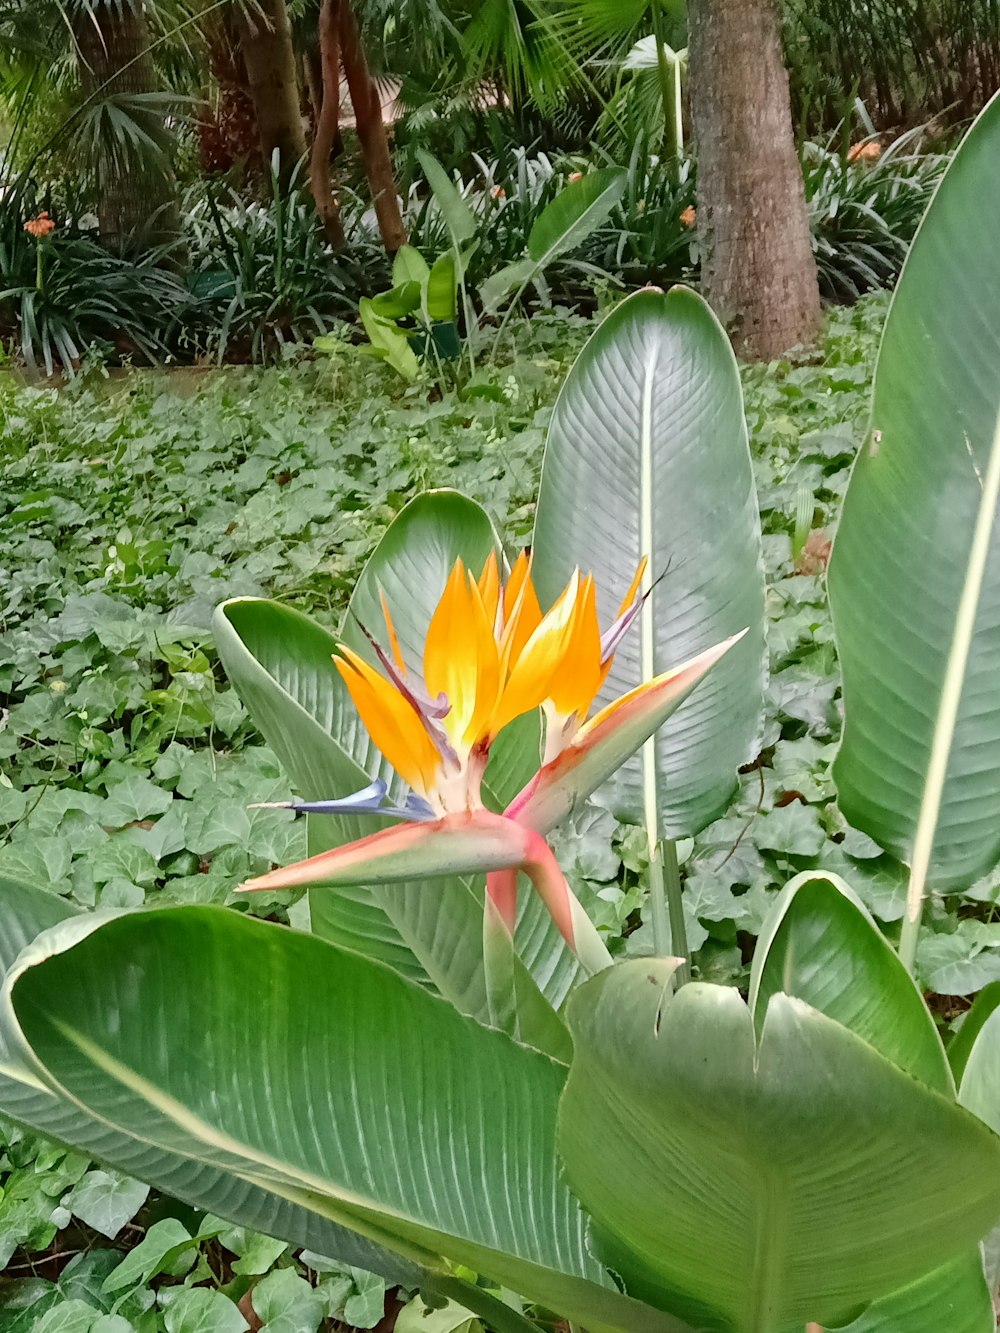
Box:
[0,202,185,376]
[342,154,626,383]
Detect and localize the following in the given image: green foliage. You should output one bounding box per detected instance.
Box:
[803,130,950,300]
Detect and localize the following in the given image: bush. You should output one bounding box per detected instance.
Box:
[804,130,950,301]
[178,164,387,364]
[0,201,186,376]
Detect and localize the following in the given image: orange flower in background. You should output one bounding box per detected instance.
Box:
[24,212,55,238]
[847,141,882,164]
[568,171,583,182]
[680,205,697,228]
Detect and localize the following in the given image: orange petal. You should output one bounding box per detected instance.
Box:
[501,551,543,667]
[424,560,500,748]
[617,556,649,615]
[477,550,501,629]
[379,589,407,673]
[493,570,582,732]
[335,647,441,793]
[545,573,603,720]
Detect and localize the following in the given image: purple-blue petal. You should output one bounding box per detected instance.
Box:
[273,778,438,823]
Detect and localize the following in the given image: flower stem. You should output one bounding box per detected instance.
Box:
[567,889,614,976]
[662,837,691,985]
[483,893,518,1037]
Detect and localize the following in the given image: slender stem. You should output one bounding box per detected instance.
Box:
[649,0,677,175]
[662,836,690,985]
[482,894,518,1036]
[648,843,671,957]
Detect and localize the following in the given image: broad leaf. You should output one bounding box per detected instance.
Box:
[425,252,458,323]
[479,172,626,315]
[749,872,950,1089]
[829,91,1000,891]
[2,907,691,1333]
[532,287,766,837]
[526,168,626,267]
[417,151,477,246]
[393,246,430,286]
[359,299,420,382]
[750,872,993,1331]
[0,879,412,1282]
[558,960,1000,1333]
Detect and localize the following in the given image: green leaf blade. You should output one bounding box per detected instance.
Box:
[829,91,1000,889]
[532,287,766,837]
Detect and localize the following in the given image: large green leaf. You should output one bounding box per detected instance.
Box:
[749,872,950,1090]
[480,169,626,314]
[0,879,413,1284]
[1,907,692,1333]
[750,873,992,1331]
[829,92,1000,892]
[417,151,477,247]
[214,492,572,1057]
[526,167,626,266]
[558,960,1000,1333]
[532,287,766,838]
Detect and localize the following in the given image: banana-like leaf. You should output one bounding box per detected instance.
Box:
[950,982,1000,1085]
[749,872,950,1089]
[0,879,413,1283]
[532,287,766,839]
[829,91,1000,892]
[558,960,1000,1333]
[751,873,993,1332]
[1,907,693,1333]
[214,491,573,1056]
[481,170,627,313]
[958,1000,1000,1307]
[417,151,478,247]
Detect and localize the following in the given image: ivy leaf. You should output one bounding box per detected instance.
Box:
[754,802,827,858]
[64,1170,149,1239]
[252,1268,324,1333]
[161,1288,249,1333]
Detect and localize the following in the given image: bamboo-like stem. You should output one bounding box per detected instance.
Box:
[662,836,690,984]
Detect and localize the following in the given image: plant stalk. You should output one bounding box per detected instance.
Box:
[648,840,671,957]
[482,893,518,1036]
[649,0,673,157]
[662,836,690,984]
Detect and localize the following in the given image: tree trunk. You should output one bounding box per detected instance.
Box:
[73,0,180,251]
[339,0,406,254]
[687,0,821,361]
[309,0,346,247]
[236,0,307,191]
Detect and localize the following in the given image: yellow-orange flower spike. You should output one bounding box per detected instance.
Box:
[332,553,648,815]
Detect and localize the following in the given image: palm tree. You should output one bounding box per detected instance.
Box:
[687,0,821,359]
[71,0,181,249]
